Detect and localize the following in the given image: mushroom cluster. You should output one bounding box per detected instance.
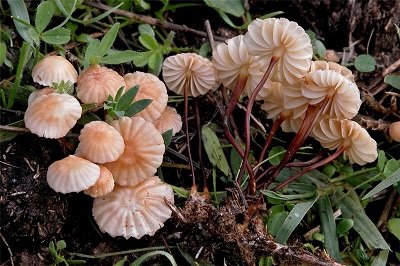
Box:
[27,55,179,239]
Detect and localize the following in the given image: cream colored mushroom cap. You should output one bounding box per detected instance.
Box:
[76,64,125,104]
[32,55,78,86]
[27,87,55,106]
[313,119,378,165]
[301,70,361,119]
[212,35,265,99]
[84,165,114,198]
[389,121,400,142]
[92,176,174,239]
[162,53,219,97]
[243,18,312,85]
[153,106,182,136]
[124,72,168,122]
[103,117,165,186]
[75,121,125,163]
[24,93,82,139]
[47,155,100,194]
[310,61,355,83]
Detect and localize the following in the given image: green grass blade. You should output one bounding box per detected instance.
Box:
[7,0,32,44]
[371,249,389,266]
[98,23,120,58]
[129,251,177,266]
[275,197,318,244]
[363,168,400,199]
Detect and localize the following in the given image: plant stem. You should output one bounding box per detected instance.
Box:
[224,75,247,120]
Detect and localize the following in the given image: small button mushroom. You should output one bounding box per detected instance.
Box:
[153,106,182,136]
[389,121,400,142]
[32,55,78,86]
[84,166,114,198]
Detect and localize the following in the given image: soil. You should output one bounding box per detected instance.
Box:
[1,0,400,265]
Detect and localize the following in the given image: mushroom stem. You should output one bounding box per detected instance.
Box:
[224,75,248,120]
[254,115,285,176]
[273,145,346,191]
[195,99,208,196]
[263,98,330,188]
[237,57,278,195]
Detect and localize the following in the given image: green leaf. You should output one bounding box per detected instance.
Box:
[98,23,120,58]
[334,191,390,249]
[84,39,101,67]
[125,99,152,117]
[203,0,244,17]
[314,40,326,59]
[8,0,32,45]
[76,33,93,43]
[42,28,71,44]
[377,150,386,172]
[363,168,400,199]
[267,211,289,236]
[28,28,41,46]
[77,112,102,125]
[138,24,155,37]
[101,50,142,64]
[202,125,232,178]
[268,146,286,166]
[322,164,336,178]
[139,33,159,50]
[131,51,154,67]
[130,251,177,266]
[371,250,389,266]
[35,1,55,32]
[113,256,128,266]
[275,197,318,244]
[162,129,173,147]
[56,240,66,250]
[387,218,400,241]
[230,147,242,178]
[148,51,163,76]
[0,42,6,66]
[384,74,400,90]
[383,159,399,177]
[261,190,316,202]
[117,86,138,111]
[354,54,376,73]
[0,120,24,143]
[336,218,353,236]
[318,196,341,262]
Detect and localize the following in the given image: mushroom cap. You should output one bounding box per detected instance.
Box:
[389,121,400,142]
[301,70,361,119]
[84,165,115,198]
[243,18,312,85]
[92,176,174,239]
[32,55,78,86]
[75,121,125,164]
[76,64,126,104]
[24,93,82,139]
[124,72,168,122]
[47,155,100,194]
[28,87,55,105]
[313,118,378,165]
[212,35,266,99]
[310,60,355,83]
[103,117,165,186]
[153,106,182,136]
[162,53,219,97]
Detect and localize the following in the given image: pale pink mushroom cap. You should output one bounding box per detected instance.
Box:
[76,64,125,104]
[84,165,115,198]
[243,18,312,85]
[212,35,266,99]
[301,70,361,119]
[124,72,168,122]
[313,119,378,165]
[162,53,219,97]
[310,61,355,83]
[47,155,100,194]
[92,176,174,239]
[75,121,125,164]
[389,121,400,142]
[103,117,165,186]
[153,106,182,136]
[24,93,82,139]
[27,87,55,105]
[32,55,78,86]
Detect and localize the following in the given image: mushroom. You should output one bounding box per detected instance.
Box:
[92,176,174,239]
[75,121,125,164]
[310,60,355,83]
[24,93,82,139]
[103,116,165,186]
[389,121,400,142]
[47,155,100,194]
[76,64,126,104]
[84,165,115,198]
[124,71,168,122]
[153,106,182,136]
[27,87,55,105]
[32,55,78,86]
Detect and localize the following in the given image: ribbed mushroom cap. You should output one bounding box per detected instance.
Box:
[124,72,168,122]
[389,121,400,142]
[313,118,378,165]
[153,106,182,136]
[301,70,361,119]
[212,35,265,99]
[47,155,100,194]
[28,87,55,105]
[281,115,304,133]
[76,64,125,104]
[92,176,174,239]
[75,121,125,164]
[32,55,78,86]
[243,18,312,85]
[84,165,114,198]
[103,117,165,186]
[24,93,82,139]
[162,53,219,97]
[310,60,355,83]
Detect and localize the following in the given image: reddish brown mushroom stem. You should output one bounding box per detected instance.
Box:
[273,145,346,191]
[224,74,248,121]
[237,57,278,195]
